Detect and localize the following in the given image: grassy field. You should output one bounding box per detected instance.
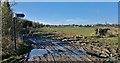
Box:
[31,27,96,36]
[98,37,118,48]
[31,27,118,42]
[30,26,119,60]
[31,27,118,47]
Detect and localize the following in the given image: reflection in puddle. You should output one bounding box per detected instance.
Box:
[28,49,48,61]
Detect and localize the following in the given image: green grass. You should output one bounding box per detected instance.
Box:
[98,37,118,48]
[99,37,118,43]
[31,27,96,36]
[31,27,119,45]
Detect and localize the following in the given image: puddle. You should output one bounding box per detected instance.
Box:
[28,49,48,61]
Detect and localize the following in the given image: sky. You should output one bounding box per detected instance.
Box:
[12,2,118,25]
[5,0,120,2]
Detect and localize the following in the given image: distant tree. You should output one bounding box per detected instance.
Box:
[96,28,110,37]
[17,19,33,28]
[95,24,104,26]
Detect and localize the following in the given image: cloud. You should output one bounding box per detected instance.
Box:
[28,17,117,25]
[66,19,76,22]
[35,20,52,25]
[64,18,102,25]
[37,18,90,25]
[65,18,88,22]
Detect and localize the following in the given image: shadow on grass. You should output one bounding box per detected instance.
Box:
[33,33,56,38]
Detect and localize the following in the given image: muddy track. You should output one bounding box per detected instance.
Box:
[23,35,114,62]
